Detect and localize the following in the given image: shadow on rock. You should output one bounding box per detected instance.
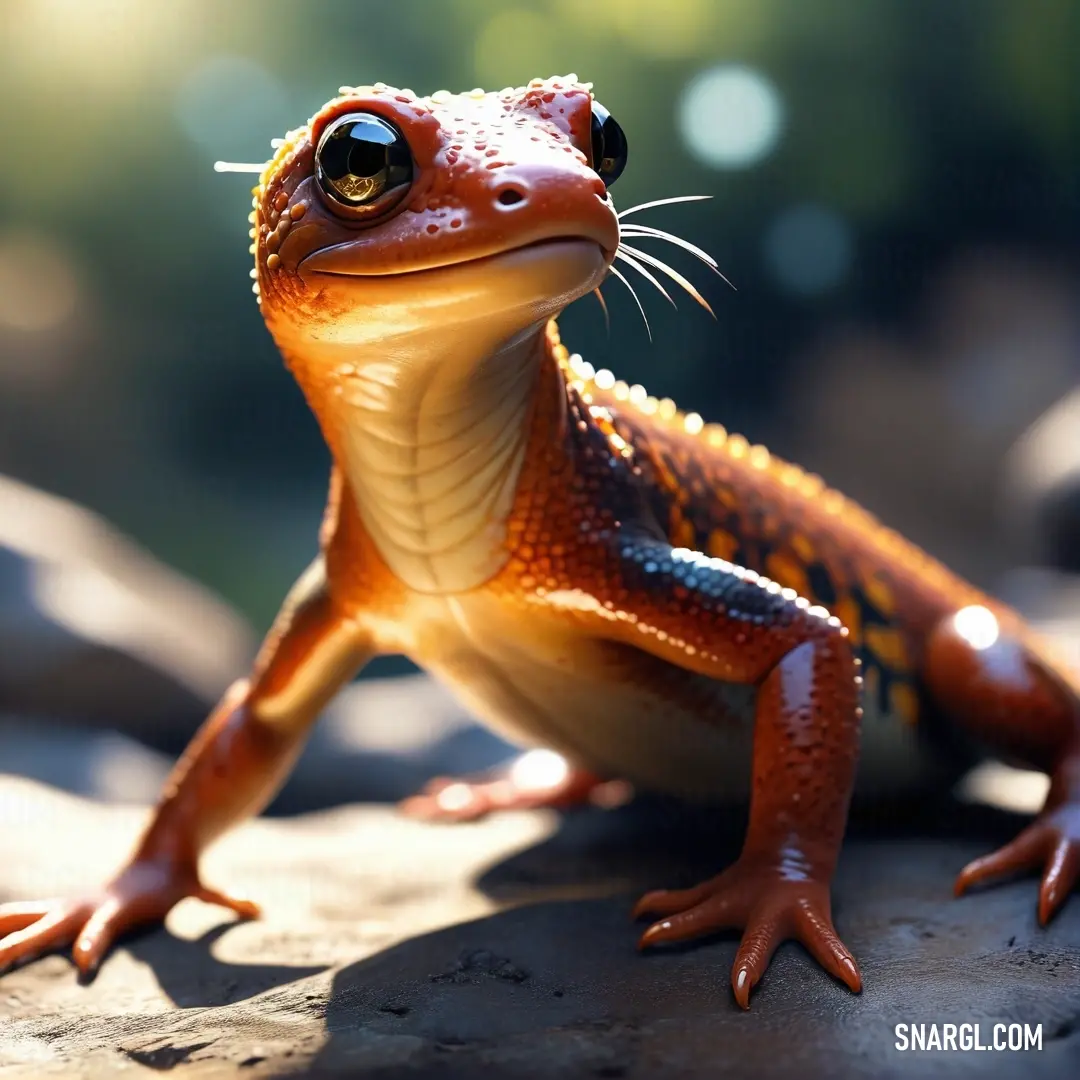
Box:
[123,920,327,1009]
[290,881,1080,1080]
[287,796,1078,1080]
[473,790,1029,905]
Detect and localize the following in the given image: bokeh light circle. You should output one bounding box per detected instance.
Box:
[0,231,80,333]
[763,203,854,296]
[174,55,289,158]
[678,64,784,169]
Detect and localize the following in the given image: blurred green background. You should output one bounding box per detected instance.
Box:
[1,0,1078,633]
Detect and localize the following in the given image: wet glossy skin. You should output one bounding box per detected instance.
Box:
[1,77,1079,1013]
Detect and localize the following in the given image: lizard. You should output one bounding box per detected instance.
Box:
[1,75,1078,1011]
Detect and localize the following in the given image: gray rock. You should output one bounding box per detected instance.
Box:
[1002,388,1080,574]
[0,776,1078,1079]
[0,473,255,743]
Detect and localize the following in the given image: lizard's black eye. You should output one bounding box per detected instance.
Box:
[315,113,413,218]
[589,101,627,188]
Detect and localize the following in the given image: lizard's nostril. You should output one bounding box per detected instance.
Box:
[496,186,526,207]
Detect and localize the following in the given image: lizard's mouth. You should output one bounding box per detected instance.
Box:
[295,236,611,334]
[299,235,612,280]
[279,236,611,348]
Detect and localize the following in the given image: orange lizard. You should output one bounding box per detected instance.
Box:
[2,76,1078,1010]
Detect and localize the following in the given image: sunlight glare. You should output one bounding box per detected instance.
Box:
[510,749,570,792]
[953,605,1000,651]
[4,0,194,87]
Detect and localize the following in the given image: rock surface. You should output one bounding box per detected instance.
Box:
[1,775,1079,1080]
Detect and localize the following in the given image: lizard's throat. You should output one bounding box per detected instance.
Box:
[316,325,546,595]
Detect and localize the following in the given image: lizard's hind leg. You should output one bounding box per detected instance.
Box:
[399,750,631,821]
[923,604,1080,923]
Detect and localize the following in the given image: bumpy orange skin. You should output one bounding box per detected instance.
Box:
[2,77,1079,1012]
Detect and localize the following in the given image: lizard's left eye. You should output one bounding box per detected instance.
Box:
[589,101,627,188]
[315,112,413,218]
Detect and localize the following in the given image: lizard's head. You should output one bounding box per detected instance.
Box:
[247,76,624,359]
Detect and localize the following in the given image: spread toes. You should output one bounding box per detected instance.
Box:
[955,809,1080,925]
[634,866,861,1009]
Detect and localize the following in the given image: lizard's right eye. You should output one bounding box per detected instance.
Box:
[315,113,413,219]
[589,101,627,188]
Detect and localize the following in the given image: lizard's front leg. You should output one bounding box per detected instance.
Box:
[0,557,372,978]
[572,533,864,1008]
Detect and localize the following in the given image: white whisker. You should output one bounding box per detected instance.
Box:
[619,223,713,266]
[616,194,712,220]
[592,287,611,336]
[619,243,716,318]
[620,225,717,267]
[614,248,676,307]
[213,161,268,173]
[620,225,735,290]
[607,264,652,341]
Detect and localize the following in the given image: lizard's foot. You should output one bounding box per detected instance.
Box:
[399,749,632,822]
[0,860,258,979]
[954,803,1080,925]
[634,858,862,1009]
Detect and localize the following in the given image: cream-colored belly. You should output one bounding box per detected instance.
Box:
[372,592,942,800]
